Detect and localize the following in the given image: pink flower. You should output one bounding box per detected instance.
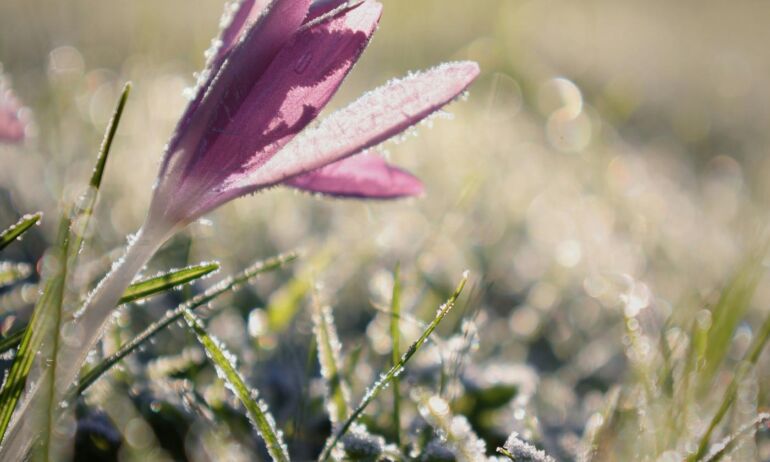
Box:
[0,73,25,143]
[146,0,479,233]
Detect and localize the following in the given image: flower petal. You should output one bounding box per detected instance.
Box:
[216,0,272,63]
[228,61,480,192]
[161,0,312,178]
[158,1,382,223]
[285,152,424,198]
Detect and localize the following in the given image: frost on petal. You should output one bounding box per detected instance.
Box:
[216,0,272,63]
[156,1,383,223]
[0,79,25,143]
[161,0,312,179]
[228,61,480,192]
[285,151,424,199]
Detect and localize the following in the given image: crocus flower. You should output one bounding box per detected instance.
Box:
[147,0,479,237]
[3,1,478,455]
[0,72,25,143]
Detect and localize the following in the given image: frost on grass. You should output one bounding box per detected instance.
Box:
[183,308,290,462]
[702,412,770,462]
[498,432,556,462]
[310,296,352,426]
[414,390,487,462]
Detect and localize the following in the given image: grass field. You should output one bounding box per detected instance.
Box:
[1,1,770,460]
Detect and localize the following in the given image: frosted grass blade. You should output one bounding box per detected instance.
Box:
[74,252,297,397]
[311,295,351,426]
[318,271,469,462]
[118,262,219,304]
[389,264,402,447]
[183,308,290,462]
[689,309,770,461]
[415,391,487,462]
[0,215,70,447]
[702,413,770,462]
[0,262,220,357]
[0,213,41,252]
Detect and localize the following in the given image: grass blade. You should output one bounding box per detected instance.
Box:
[701,250,766,383]
[415,391,487,462]
[702,412,770,462]
[183,308,290,462]
[0,262,220,357]
[90,82,130,190]
[0,331,24,356]
[118,262,220,304]
[689,309,770,461]
[389,264,402,447]
[311,294,351,426]
[74,252,297,397]
[0,215,69,446]
[318,271,469,462]
[0,213,41,252]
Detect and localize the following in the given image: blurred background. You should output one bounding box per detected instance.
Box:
[2,1,770,460]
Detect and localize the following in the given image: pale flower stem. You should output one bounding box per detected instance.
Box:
[0,222,171,461]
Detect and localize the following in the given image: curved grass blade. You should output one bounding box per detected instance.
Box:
[71,82,131,255]
[91,82,130,190]
[311,294,351,426]
[183,308,290,462]
[389,264,402,447]
[689,309,770,461]
[0,215,70,446]
[118,262,219,305]
[0,331,23,356]
[702,412,770,462]
[318,271,469,462]
[74,252,297,397]
[0,213,41,252]
[0,81,132,460]
[0,262,220,357]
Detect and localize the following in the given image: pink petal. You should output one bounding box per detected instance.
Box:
[306,0,352,19]
[228,61,480,191]
[161,0,312,178]
[159,1,382,222]
[0,88,25,143]
[285,152,424,198]
[216,0,272,64]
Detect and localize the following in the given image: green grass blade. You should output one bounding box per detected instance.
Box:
[702,413,770,462]
[311,294,351,426]
[0,213,41,252]
[183,308,290,462]
[701,250,766,383]
[74,252,297,397]
[71,82,131,255]
[318,271,469,462]
[689,309,770,461]
[0,331,24,355]
[389,264,402,447]
[90,82,130,190]
[0,262,220,358]
[118,262,220,305]
[0,215,70,446]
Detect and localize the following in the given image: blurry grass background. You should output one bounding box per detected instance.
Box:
[2,0,770,460]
